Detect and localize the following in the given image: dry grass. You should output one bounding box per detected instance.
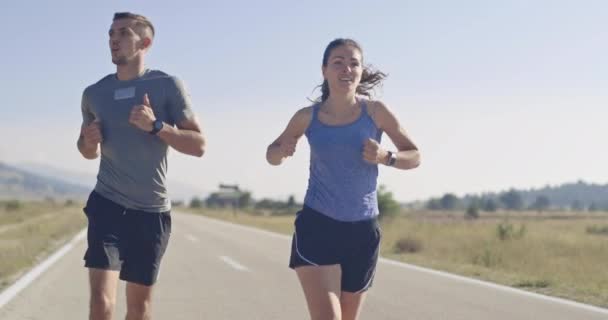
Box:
[380,212,608,307]
[0,201,86,291]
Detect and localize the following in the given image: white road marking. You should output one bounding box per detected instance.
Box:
[220,256,250,272]
[0,229,87,309]
[184,234,199,243]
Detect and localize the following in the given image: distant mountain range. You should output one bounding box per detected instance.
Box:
[0,162,89,200]
[0,162,207,202]
[414,180,608,211]
[497,181,608,208]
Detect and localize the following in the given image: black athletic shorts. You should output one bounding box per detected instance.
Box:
[289,205,381,293]
[83,191,171,286]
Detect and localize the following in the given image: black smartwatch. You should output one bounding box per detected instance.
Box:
[386,151,397,166]
[149,120,164,135]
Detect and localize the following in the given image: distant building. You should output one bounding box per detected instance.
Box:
[206,184,243,208]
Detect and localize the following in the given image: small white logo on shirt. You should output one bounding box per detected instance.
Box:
[114,87,136,100]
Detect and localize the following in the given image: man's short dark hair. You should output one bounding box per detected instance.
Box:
[113,12,155,37]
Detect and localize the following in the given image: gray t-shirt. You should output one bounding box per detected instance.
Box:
[81,69,194,212]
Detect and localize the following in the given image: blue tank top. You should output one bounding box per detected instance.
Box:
[303,100,382,222]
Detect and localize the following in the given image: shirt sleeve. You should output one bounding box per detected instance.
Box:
[165,76,195,125]
[81,88,95,126]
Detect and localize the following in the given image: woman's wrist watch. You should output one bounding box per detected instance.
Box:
[386,151,397,166]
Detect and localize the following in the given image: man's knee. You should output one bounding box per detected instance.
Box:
[89,291,116,320]
[90,290,116,309]
[126,299,152,317]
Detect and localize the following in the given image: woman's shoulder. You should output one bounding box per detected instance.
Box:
[364,99,389,113]
[362,99,390,126]
[296,105,315,116]
[287,105,316,131]
[293,104,317,121]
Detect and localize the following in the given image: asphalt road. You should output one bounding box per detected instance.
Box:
[1,212,606,319]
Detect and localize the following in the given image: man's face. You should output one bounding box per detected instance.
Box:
[108,19,146,65]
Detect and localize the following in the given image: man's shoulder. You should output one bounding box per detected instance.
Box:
[145,70,189,94]
[141,70,189,93]
[144,69,177,81]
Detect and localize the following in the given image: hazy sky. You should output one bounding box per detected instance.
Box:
[1,0,606,202]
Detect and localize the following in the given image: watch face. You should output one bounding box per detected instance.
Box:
[389,153,397,166]
[154,120,163,130]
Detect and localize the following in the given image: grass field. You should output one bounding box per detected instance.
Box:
[0,200,86,292]
[185,207,608,308]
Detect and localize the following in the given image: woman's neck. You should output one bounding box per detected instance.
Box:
[323,94,358,113]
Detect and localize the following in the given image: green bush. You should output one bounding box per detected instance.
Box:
[586,225,608,236]
[496,221,526,240]
[394,236,423,254]
[5,200,21,211]
[465,204,480,219]
[473,247,502,268]
[189,197,204,208]
[377,185,400,220]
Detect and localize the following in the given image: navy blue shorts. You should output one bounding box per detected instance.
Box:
[83,191,171,286]
[289,206,381,293]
